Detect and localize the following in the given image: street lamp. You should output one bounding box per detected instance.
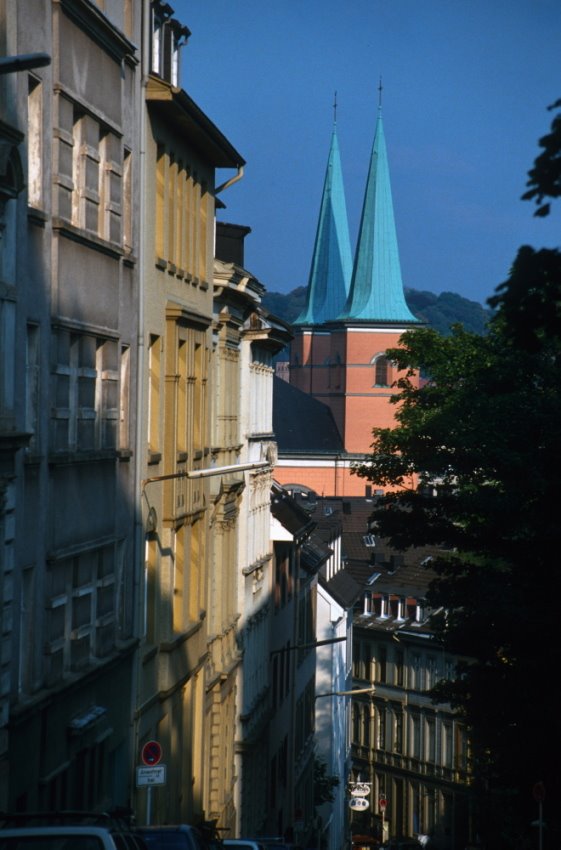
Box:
[315,686,376,700]
[0,53,51,74]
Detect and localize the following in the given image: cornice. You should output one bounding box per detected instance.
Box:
[58,0,138,64]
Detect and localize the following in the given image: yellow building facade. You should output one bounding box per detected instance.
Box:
[134,3,245,824]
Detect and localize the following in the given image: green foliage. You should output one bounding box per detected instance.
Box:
[405,288,491,335]
[353,103,561,849]
[313,757,340,806]
[522,98,561,217]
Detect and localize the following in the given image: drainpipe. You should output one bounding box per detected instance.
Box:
[215,165,244,196]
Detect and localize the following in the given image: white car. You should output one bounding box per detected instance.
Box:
[0,825,121,850]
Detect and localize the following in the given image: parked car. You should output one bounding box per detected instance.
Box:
[0,812,147,850]
[242,840,300,850]
[136,826,207,850]
[380,840,421,850]
[0,825,122,850]
[222,840,266,850]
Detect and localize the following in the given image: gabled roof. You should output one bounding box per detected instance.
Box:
[270,484,316,543]
[339,111,419,325]
[321,568,363,609]
[295,128,352,325]
[273,376,344,455]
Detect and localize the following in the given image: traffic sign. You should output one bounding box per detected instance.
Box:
[141,740,163,766]
[533,782,546,803]
[379,796,387,811]
[137,765,166,786]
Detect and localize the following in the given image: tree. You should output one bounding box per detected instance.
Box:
[352,104,561,850]
[313,756,340,807]
[522,98,561,217]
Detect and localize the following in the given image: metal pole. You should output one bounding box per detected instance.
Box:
[146,785,152,825]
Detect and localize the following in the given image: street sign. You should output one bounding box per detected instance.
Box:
[141,740,163,766]
[349,797,370,811]
[136,765,166,786]
[533,782,546,803]
[379,796,387,811]
[351,783,371,797]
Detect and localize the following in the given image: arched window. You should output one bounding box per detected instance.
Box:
[372,354,389,387]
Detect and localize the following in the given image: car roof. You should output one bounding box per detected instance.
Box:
[0,828,114,836]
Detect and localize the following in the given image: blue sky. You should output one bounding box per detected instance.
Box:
[174,0,560,306]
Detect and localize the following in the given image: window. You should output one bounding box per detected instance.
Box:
[150,4,189,85]
[99,128,122,243]
[426,717,436,763]
[394,710,403,753]
[72,108,99,231]
[45,542,120,682]
[353,639,372,681]
[373,354,389,387]
[352,703,360,744]
[377,705,386,750]
[411,652,422,690]
[443,722,453,769]
[362,704,371,747]
[119,344,130,449]
[27,76,43,207]
[0,298,16,422]
[25,323,40,451]
[455,723,468,771]
[148,334,161,455]
[377,645,387,683]
[411,713,421,759]
[122,148,132,249]
[0,482,15,711]
[71,107,122,242]
[426,655,439,690]
[51,329,119,453]
[395,649,404,687]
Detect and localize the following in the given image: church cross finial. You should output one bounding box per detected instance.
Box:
[378,76,383,111]
[333,90,338,125]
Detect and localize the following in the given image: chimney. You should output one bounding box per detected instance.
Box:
[216,221,251,266]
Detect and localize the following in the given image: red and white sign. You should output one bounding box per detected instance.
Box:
[141,740,163,766]
[533,782,546,803]
[379,796,387,812]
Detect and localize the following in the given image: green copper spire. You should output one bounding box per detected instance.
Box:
[295,123,352,324]
[339,109,418,323]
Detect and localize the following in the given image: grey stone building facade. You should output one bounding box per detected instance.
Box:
[0,0,142,810]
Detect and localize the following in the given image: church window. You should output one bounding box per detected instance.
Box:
[373,353,390,387]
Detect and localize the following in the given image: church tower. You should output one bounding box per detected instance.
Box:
[285,97,420,492]
[331,102,420,453]
[290,116,353,398]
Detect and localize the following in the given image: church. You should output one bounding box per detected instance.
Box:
[274,99,422,497]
